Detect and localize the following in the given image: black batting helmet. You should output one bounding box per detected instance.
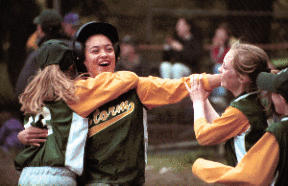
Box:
[73,21,120,73]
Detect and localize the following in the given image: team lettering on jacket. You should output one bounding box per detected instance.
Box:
[88,100,135,137]
[90,100,135,125]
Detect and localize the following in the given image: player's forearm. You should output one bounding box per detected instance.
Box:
[204,99,219,122]
[193,100,206,122]
[137,73,218,108]
[203,74,221,91]
[137,76,189,108]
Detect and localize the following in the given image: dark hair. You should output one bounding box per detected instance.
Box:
[73,21,120,73]
[76,21,120,59]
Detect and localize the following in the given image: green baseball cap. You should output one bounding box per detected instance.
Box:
[37,39,74,71]
[257,68,288,101]
[33,9,62,27]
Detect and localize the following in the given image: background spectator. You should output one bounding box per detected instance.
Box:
[160,17,203,79]
[210,23,231,66]
[0,118,24,154]
[15,9,68,97]
[62,12,81,38]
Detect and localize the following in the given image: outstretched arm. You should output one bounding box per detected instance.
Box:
[202,73,221,91]
[136,73,221,109]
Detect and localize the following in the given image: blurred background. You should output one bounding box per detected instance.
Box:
[0,0,288,185]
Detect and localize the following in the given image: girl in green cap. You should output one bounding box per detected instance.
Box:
[15,40,88,185]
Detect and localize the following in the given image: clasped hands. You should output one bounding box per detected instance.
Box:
[185,74,210,103]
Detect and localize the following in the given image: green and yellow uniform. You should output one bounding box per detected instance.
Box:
[70,72,213,184]
[194,91,267,165]
[15,101,88,176]
[192,117,288,185]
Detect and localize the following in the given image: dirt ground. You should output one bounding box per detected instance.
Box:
[0,121,223,185]
[145,165,217,186]
[0,151,219,186]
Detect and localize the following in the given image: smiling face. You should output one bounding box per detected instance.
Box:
[84,34,116,77]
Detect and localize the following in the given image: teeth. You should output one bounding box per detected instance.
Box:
[99,61,110,66]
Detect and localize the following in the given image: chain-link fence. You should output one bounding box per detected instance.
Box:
[100,1,288,125]
[107,1,288,75]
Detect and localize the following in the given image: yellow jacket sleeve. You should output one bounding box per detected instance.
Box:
[136,73,213,109]
[69,72,218,117]
[69,71,139,117]
[194,106,250,145]
[192,132,279,185]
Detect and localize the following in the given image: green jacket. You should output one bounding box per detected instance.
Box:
[225,92,268,166]
[81,89,145,185]
[14,100,88,175]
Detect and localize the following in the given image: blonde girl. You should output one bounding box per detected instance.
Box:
[15,40,88,185]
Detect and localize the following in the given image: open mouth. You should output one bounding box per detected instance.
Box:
[99,61,110,67]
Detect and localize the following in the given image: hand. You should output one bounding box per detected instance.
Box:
[185,74,210,102]
[17,126,48,147]
[170,40,183,51]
